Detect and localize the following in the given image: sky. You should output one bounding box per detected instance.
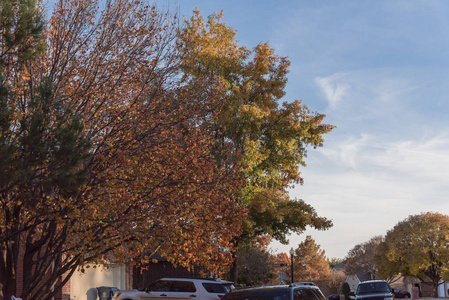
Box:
[172,0,449,259]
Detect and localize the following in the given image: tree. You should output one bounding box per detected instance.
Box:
[0,0,45,68]
[180,9,334,283]
[375,212,449,296]
[0,74,91,300]
[344,235,384,279]
[236,245,274,287]
[0,1,245,299]
[327,269,347,294]
[269,252,290,285]
[328,257,344,268]
[326,257,346,295]
[0,1,87,299]
[291,236,331,282]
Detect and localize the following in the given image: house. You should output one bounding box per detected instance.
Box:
[332,261,372,292]
[336,261,439,298]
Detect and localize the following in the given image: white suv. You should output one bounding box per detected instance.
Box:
[112,278,235,300]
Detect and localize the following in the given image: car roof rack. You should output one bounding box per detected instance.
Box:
[289,282,316,287]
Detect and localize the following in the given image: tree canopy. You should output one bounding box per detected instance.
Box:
[0,1,334,298]
[180,8,333,282]
[375,212,449,295]
[236,244,274,287]
[328,257,344,268]
[0,1,243,299]
[344,235,384,279]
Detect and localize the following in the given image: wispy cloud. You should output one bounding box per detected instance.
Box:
[314,74,350,109]
[276,133,449,258]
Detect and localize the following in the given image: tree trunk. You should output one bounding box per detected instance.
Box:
[229,251,238,285]
[0,236,20,300]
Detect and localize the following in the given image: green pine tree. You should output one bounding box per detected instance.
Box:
[0,0,45,68]
[0,1,91,298]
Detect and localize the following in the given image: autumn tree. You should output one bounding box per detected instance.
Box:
[327,269,347,295]
[270,252,290,285]
[344,235,384,279]
[290,236,331,282]
[0,1,245,299]
[375,212,449,296]
[180,9,334,283]
[325,257,346,294]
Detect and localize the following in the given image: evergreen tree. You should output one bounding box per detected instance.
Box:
[0,0,45,69]
[237,245,274,286]
[0,74,91,300]
[0,1,91,298]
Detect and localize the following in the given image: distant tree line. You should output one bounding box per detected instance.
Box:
[344,212,449,297]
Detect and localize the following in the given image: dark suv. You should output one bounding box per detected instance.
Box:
[353,280,394,300]
[222,282,326,300]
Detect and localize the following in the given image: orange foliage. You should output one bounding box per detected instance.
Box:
[43,0,245,272]
[0,1,246,299]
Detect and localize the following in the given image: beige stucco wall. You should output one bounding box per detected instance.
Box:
[70,264,126,300]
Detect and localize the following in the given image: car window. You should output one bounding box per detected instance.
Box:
[294,288,324,300]
[148,280,171,292]
[203,283,234,293]
[311,289,326,300]
[171,281,197,293]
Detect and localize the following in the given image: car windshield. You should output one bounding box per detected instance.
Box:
[356,282,390,295]
[294,289,326,300]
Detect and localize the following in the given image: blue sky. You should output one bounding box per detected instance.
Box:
[174,0,449,259]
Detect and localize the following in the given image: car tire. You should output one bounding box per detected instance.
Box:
[404,295,410,298]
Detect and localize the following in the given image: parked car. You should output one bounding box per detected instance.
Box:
[392,289,410,298]
[222,282,326,300]
[112,277,234,300]
[350,280,394,300]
